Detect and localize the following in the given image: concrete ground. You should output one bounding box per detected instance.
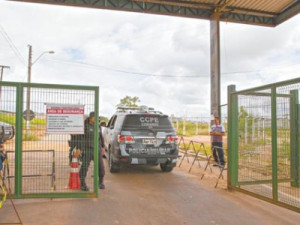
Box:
[0,158,299,225]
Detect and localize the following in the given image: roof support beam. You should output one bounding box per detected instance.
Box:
[210,14,221,120]
[10,0,297,27]
[275,1,300,25]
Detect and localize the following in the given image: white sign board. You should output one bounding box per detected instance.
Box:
[46,104,84,134]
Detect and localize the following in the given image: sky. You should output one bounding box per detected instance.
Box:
[0,0,299,119]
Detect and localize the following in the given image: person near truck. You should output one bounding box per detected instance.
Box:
[0,138,6,175]
[73,112,105,191]
[210,116,226,167]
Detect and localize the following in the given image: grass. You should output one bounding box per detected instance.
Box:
[179,141,212,155]
[174,121,210,136]
[1,113,44,141]
[22,133,40,141]
[1,113,46,126]
[0,113,15,125]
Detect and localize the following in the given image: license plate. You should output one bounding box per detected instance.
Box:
[142,139,157,145]
[131,158,138,164]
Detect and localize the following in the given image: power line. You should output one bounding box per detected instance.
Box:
[45,57,300,79]
[45,58,205,78]
[0,24,26,65]
[46,58,270,78]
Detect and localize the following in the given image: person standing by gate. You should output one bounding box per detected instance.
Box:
[210,116,226,167]
[73,112,105,191]
[0,138,6,175]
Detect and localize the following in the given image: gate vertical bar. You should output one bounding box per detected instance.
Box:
[296,103,300,187]
[271,86,278,200]
[228,85,238,187]
[15,84,23,197]
[93,87,99,197]
[290,90,299,187]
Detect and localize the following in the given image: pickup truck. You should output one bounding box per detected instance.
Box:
[0,122,15,141]
[102,106,179,173]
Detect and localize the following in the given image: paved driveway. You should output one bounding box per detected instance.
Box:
[0,160,299,225]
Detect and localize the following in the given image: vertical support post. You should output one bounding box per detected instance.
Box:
[210,15,221,123]
[227,85,238,187]
[15,84,23,198]
[94,87,99,197]
[219,105,222,123]
[245,117,248,144]
[271,86,278,200]
[252,118,255,143]
[257,119,260,140]
[26,45,32,138]
[262,117,265,141]
[290,90,299,187]
[183,116,186,136]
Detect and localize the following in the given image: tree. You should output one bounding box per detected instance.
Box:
[116,96,140,108]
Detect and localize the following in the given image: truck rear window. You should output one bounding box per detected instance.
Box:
[122,114,174,131]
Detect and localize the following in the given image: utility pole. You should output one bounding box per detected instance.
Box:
[25,45,54,137]
[25,45,33,137]
[0,65,10,105]
[0,65,10,81]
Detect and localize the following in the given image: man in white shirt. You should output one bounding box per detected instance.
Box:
[210,116,225,166]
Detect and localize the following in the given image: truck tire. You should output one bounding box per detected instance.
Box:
[109,150,120,173]
[160,162,175,172]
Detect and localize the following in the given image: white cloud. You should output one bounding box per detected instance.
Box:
[0,0,299,119]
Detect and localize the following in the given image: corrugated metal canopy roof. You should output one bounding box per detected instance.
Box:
[10,0,300,26]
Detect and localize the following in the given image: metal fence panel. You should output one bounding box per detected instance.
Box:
[228,78,300,213]
[0,81,99,198]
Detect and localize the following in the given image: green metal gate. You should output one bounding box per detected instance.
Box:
[228,77,300,212]
[0,81,99,198]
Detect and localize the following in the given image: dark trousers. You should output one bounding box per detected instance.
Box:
[79,149,105,185]
[212,142,225,166]
[98,152,105,184]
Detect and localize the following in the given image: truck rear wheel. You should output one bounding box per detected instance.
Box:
[160,162,175,172]
[109,150,120,173]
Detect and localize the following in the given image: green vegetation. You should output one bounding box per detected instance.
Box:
[116,96,140,108]
[22,133,40,141]
[278,140,290,159]
[179,141,212,155]
[1,113,44,141]
[29,117,46,125]
[1,113,46,126]
[174,121,209,136]
[0,113,15,125]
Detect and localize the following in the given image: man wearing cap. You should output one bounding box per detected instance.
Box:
[74,112,105,191]
[210,116,226,167]
[0,138,6,173]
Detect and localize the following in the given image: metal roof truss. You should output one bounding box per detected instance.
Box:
[10,0,300,27]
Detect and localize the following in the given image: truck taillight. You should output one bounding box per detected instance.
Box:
[167,136,178,144]
[118,135,125,143]
[126,136,133,141]
[118,135,135,144]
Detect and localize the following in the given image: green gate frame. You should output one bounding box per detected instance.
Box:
[228,77,300,213]
[0,81,99,198]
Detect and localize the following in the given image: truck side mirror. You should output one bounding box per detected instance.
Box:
[100,122,107,127]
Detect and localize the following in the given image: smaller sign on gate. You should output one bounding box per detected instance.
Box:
[22,109,35,121]
[46,104,84,134]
